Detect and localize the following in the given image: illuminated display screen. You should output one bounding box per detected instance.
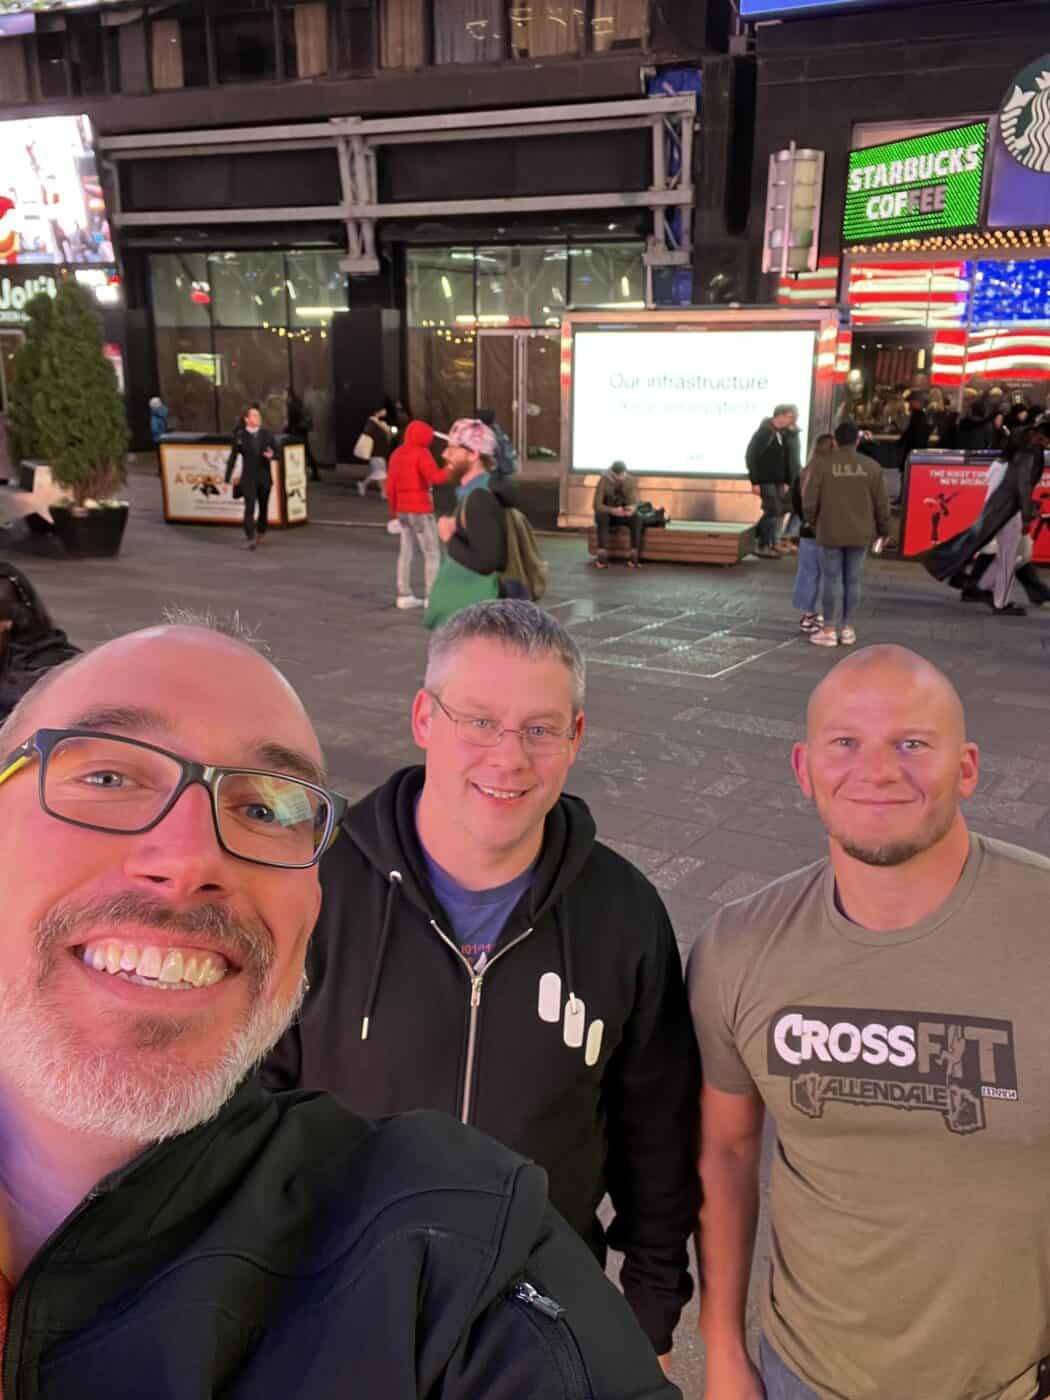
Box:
[742,0,940,14]
[0,114,114,266]
[842,123,987,244]
[571,328,816,478]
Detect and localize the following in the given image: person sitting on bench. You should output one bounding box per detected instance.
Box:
[594,460,643,569]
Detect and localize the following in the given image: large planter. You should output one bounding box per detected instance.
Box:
[50,503,129,559]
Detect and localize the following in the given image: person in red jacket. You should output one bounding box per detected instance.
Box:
[386,421,449,610]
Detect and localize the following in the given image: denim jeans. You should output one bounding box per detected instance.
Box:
[791,537,823,614]
[397,512,441,598]
[820,545,866,628]
[759,1337,822,1400]
[757,484,789,547]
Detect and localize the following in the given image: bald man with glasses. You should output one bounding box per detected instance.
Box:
[0,620,679,1400]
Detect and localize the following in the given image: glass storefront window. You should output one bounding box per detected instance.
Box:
[476,246,567,326]
[569,242,645,309]
[591,0,643,53]
[213,327,288,432]
[208,252,287,327]
[149,3,210,89]
[282,2,329,78]
[510,2,582,59]
[285,250,348,326]
[433,0,504,63]
[381,0,425,67]
[151,253,211,328]
[407,247,475,327]
[215,4,278,83]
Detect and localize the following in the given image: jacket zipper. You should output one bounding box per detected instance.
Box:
[509,1282,588,1398]
[429,919,534,1124]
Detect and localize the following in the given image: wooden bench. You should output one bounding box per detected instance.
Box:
[587,519,756,567]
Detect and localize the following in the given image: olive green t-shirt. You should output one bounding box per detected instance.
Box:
[688,834,1050,1400]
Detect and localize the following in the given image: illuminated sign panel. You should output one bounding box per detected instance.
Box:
[742,0,940,14]
[842,123,987,244]
[571,328,816,479]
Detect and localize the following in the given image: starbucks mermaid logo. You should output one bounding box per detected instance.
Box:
[1000,59,1050,175]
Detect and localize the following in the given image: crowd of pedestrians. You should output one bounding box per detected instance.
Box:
[1,565,1049,1397]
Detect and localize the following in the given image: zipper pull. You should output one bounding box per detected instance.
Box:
[513,1282,565,1321]
[470,976,482,1008]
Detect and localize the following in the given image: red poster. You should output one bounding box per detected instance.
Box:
[901,461,990,557]
[903,457,1050,561]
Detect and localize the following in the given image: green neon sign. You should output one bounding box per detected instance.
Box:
[842,122,987,243]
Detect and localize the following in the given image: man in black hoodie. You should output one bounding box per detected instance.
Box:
[0,619,679,1399]
[264,600,701,1374]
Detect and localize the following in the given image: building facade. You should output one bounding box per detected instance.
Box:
[715,0,1050,427]
[0,0,726,464]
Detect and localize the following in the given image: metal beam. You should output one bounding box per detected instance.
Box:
[98,94,696,157]
[346,190,692,220]
[116,207,346,226]
[365,115,665,148]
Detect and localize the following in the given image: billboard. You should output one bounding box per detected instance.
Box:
[742,0,942,14]
[570,328,815,478]
[0,114,114,267]
[842,122,987,245]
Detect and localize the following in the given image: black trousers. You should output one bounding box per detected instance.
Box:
[243,476,272,539]
[595,512,643,554]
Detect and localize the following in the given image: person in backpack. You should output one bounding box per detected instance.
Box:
[437,416,513,576]
[593,460,644,569]
[385,420,449,610]
[478,407,520,476]
[0,618,679,1400]
[355,404,393,497]
[264,600,701,1377]
[148,396,169,447]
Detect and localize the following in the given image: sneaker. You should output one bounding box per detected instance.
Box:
[755,547,781,560]
[840,626,857,645]
[809,627,839,647]
[990,602,1027,616]
[243,538,256,551]
[396,595,424,610]
[799,614,820,633]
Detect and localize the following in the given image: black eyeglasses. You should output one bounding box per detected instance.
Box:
[0,729,347,870]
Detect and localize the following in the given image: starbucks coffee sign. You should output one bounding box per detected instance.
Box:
[1000,56,1050,175]
[842,122,987,244]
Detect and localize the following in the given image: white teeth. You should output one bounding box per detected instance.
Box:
[477,784,524,800]
[137,946,163,980]
[78,940,231,989]
[159,950,184,985]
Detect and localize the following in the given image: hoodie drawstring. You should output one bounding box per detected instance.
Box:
[361,870,402,1041]
[553,898,577,1017]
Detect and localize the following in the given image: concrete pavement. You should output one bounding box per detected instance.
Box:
[8,464,1050,1397]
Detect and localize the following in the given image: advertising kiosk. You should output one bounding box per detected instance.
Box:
[559,308,841,561]
[158,434,309,529]
[901,450,1050,562]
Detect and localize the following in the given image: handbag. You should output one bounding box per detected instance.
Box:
[354,431,375,461]
[424,554,499,631]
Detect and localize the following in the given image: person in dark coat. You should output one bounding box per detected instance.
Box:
[898,393,930,467]
[745,406,794,558]
[925,420,1050,614]
[0,563,79,722]
[0,621,678,1400]
[954,400,994,452]
[284,386,318,482]
[225,402,278,551]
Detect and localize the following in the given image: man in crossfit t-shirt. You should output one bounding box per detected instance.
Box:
[689,644,1050,1400]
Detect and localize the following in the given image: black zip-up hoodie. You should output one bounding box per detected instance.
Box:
[263,767,700,1355]
[6,1077,679,1399]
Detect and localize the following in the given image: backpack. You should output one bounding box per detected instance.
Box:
[502,506,548,601]
[635,501,669,528]
[492,426,520,477]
